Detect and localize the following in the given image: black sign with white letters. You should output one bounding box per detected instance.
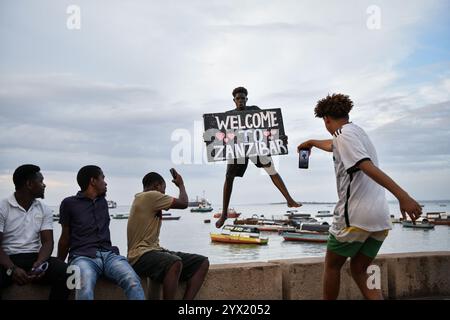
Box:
[203,108,288,162]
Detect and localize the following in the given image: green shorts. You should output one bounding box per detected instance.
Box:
[327,230,388,259]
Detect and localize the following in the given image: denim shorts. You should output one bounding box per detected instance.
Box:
[132,249,208,283]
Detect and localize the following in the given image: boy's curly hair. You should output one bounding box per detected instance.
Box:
[232,87,248,97]
[314,93,353,119]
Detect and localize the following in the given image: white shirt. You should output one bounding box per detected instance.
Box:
[330,123,392,235]
[0,194,53,255]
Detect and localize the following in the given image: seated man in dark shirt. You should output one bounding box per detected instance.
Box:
[57,165,145,300]
[215,87,301,228]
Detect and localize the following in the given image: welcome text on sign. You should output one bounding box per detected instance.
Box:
[215,111,279,130]
[203,108,287,162]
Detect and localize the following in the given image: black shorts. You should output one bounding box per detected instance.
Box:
[132,249,208,282]
[226,156,273,178]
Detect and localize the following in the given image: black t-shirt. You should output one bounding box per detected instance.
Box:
[225,105,261,113]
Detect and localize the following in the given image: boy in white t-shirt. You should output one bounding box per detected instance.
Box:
[297,93,422,300]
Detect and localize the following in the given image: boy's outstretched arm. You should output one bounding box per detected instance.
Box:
[358,160,422,222]
[297,139,333,153]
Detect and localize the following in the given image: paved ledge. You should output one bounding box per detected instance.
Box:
[172,262,282,300]
[269,256,389,299]
[2,251,449,300]
[380,251,450,299]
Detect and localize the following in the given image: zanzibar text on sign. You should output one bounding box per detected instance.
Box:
[203,108,288,162]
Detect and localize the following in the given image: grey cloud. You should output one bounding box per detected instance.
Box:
[0,74,201,173]
[369,100,450,164]
[212,22,331,35]
[1,0,448,204]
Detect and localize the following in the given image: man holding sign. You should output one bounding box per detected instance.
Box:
[205,87,301,228]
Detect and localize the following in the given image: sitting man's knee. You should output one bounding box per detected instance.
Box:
[202,258,210,270]
[169,260,183,274]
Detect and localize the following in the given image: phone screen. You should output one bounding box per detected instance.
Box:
[299,149,310,169]
[30,261,49,275]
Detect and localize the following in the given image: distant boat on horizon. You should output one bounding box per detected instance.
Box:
[162,216,181,221]
[281,230,329,243]
[107,200,117,209]
[188,191,211,208]
[112,213,128,219]
[191,206,213,213]
[401,220,434,229]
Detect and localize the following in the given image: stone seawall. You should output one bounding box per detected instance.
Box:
[3,251,449,300]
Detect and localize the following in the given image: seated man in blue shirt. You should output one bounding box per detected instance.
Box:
[57,165,145,300]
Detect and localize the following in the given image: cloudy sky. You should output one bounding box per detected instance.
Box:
[1,0,449,206]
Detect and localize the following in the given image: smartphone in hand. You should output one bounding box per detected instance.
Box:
[170,168,178,179]
[299,149,310,169]
[30,261,49,276]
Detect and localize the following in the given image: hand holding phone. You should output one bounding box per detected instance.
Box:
[30,261,49,276]
[170,168,178,179]
[170,168,184,187]
[299,149,310,169]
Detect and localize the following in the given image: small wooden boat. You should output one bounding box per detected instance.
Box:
[210,225,269,245]
[298,223,330,233]
[284,212,311,218]
[234,214,290,226]
[234,217,259,225]
[112,213,129,220]
[316,210,333,218]
[401,220,434,229]
[190,196,213,212]
[316,213,333,218]
[425,212,450,226]
[256,224,295,232]
[281,230,329,243]
[162,216,181,221]
[191,206,213,212]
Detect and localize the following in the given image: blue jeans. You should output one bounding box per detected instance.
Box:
[70,250,145,300]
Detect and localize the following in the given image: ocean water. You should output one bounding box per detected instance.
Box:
[49,200,450,264]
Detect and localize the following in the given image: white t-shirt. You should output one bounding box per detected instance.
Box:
[330,123,392,236]
[0,194,53,255]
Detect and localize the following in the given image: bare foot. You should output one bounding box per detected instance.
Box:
[215,215,227,228]
[288,200,302,208]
